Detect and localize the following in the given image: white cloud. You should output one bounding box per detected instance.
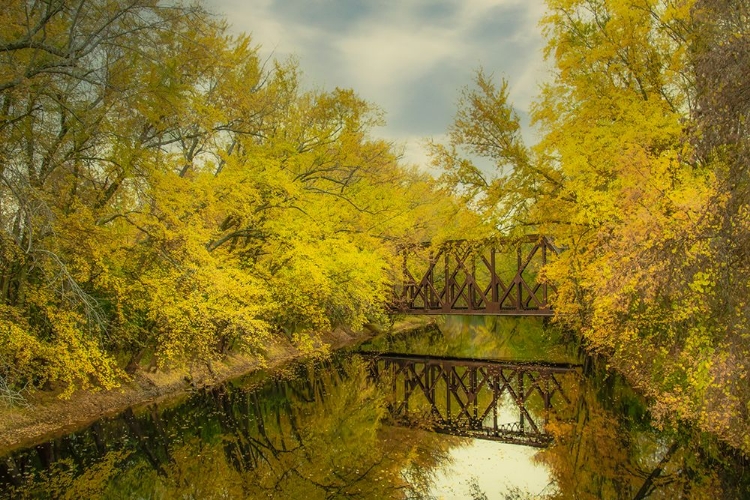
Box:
[334,25,460,91]
[379,132,446,173]
[205,0,551,169]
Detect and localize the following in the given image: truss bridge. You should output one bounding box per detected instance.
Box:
[393,235,558,316]
[362,352,580,447]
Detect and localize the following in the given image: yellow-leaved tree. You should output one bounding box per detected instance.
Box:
[0,0,473,399]
[433,0,749,453]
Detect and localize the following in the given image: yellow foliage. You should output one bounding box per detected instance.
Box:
[432,0,749,453]
[0,0,465,398]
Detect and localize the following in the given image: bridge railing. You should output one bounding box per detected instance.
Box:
[392,235,559,316]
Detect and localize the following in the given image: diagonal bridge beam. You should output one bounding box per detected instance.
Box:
[392,235,559,316]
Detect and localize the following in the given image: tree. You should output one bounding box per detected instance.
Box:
[0,0,207,394]
[433,0,750,453]
[429,69,561,233]
[0,0,469,398]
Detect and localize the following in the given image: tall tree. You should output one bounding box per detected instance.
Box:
[0,0,471,398]
[433,0,750,452]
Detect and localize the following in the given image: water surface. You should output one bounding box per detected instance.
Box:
[1,316,747,498]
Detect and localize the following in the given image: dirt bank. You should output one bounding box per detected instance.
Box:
[0,319,433,456]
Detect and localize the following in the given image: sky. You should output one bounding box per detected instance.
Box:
[204,0,551,170]
[429,439,552,499]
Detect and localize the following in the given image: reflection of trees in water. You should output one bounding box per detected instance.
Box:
[0,357,457,499]
[365,316,576,363]
[383,319,750,499]
[5,332,746,499]
[534,360,750,499]
[453,361,750,500]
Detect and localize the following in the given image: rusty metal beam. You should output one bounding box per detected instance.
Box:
[392,235,559,316]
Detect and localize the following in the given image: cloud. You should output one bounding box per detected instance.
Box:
[334,24,461,91]
[205,0,550,168]
[379,132,446,174]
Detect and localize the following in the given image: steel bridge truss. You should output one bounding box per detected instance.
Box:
[393,235,558,316]
[363,353,580,447]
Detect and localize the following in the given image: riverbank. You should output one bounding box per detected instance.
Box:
[0,318,434,455]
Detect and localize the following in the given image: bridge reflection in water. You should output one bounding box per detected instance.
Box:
[362,353,581,448]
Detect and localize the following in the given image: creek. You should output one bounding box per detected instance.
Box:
[1,316,747,499]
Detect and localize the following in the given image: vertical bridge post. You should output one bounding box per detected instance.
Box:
[394,235,558,316]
